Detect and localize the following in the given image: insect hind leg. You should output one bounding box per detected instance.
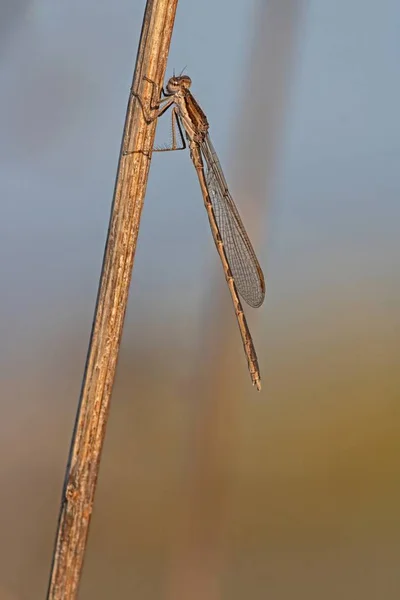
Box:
[153,107,186,152]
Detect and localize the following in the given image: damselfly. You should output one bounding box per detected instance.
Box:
[133,75,265,390]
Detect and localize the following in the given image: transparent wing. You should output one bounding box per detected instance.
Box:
[201,135,265,308]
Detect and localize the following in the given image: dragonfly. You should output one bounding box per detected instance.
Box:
[133,74,265,390]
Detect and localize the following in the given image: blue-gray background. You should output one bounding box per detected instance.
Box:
[0,1,399,599]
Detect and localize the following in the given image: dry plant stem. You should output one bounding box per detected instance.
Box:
[46,1,178,598]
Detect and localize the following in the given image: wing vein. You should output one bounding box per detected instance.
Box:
[201,135,265,308]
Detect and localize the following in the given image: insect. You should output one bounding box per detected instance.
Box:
[133,74,265,390]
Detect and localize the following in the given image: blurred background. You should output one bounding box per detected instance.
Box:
[0,0,399,598]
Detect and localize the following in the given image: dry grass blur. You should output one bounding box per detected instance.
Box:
[1,280,399,599]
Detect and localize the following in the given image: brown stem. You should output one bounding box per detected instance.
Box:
[46,1,179,598]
